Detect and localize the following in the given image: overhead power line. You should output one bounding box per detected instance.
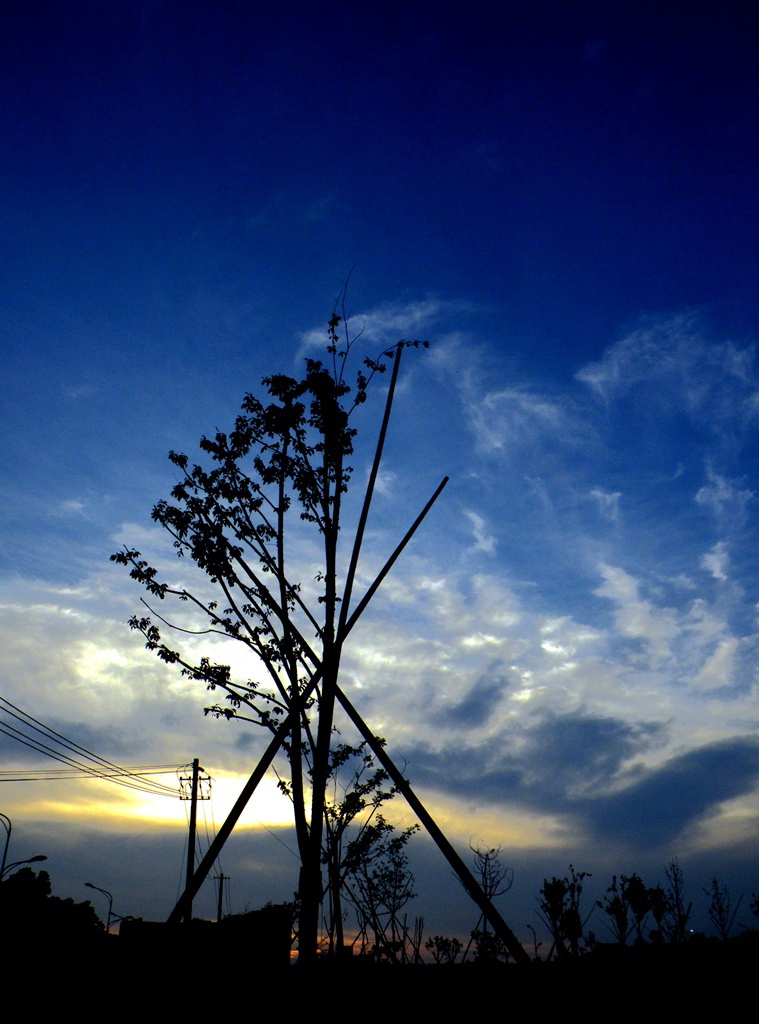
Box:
[0,766,182,783]
[0,697,183,798]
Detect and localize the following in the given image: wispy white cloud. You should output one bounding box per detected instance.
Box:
[595,563,679,665]
[701,541,729,581]
[524,476,554,511]
[6,296,759,930]
[590,487,621,521]
[468,386,572,454]
[464,510,496,554]
[4,495,757,895]
[297,298,466,358]
[49,499,87,518]
[695,466,753,527]
[690,636,739,691]
[371,467,397,497]
[576,314,756,422]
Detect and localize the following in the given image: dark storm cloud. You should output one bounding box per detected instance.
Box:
[521,709,667,795]
[0,712,139,764]
[403,717,759,855]
[48,719,142,760]
[582,736,759,849]
[0,700,144,771]
[402,707,666,810]
[0,727,38,763]
[429,664,508,728]
[233,730,258,752]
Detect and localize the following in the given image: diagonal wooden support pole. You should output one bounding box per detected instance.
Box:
[168,476,447,925]
[300,345,407,957]
[332,681,531,966]
[167,471,530,964]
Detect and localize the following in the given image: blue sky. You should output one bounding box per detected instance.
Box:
[2,2,759,944]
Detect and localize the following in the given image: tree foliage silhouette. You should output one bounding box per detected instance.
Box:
[703,875,742,941]
[343,822,418,962]
[279,738,417,957]
[662,857,691,944]
[425,933,462,964]
[112,297,428,959]
[0,867,103,941]
[601,875,637,945]
[536,865,592,959]
[463,843,513,962]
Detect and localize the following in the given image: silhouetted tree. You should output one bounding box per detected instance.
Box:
[662,857,691,943]
[463,842,513,963]
[625,873,653,942]
[703,875,742,941]
[344,826,418,961]
[0,867,103,943]
[289,738,414,956]
[598,865,699,947]
[749,891,759,920]
[537,865,592,958]
[112,296,428,960]
[647,883,671,943]
[425,933,462,964]
[601,875,632,945]
[600,873,651,945]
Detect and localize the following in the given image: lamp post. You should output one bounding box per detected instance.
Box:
[85,882,114,934]
[1,854,47,880]
[0,814,10,880]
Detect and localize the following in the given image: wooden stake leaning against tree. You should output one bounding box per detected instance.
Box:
[112,297,426,955]
[112,294,530,965]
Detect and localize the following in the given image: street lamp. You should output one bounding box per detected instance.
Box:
[0,814,10,880]
[1,854,47,880]
[85,882,114,934]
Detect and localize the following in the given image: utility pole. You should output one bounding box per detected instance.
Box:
[178,758,210,923]
[214,872,226,922]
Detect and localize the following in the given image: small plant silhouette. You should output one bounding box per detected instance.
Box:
[425,934,462,964]
[536,865,593,958]
[703,875,742,941]
[600,873,652,944]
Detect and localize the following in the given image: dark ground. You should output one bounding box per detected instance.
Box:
[4,933,755,1012]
